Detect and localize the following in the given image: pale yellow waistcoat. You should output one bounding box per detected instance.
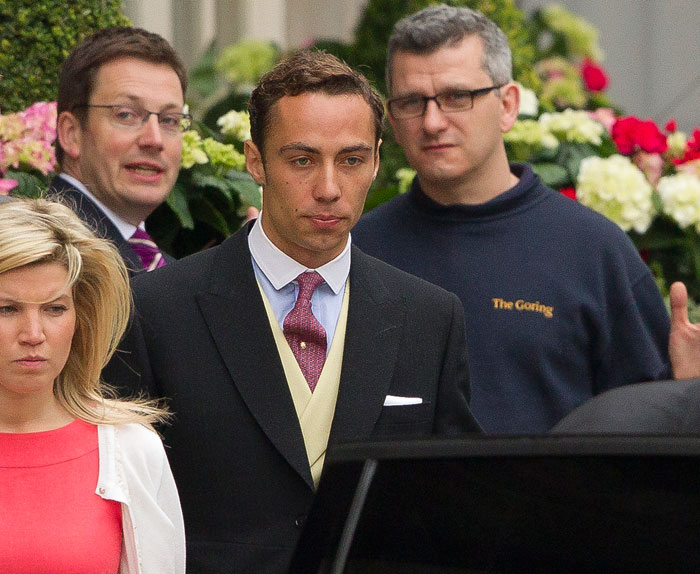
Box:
[258,280,350,487]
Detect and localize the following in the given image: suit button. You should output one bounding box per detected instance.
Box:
[295,515,306,528]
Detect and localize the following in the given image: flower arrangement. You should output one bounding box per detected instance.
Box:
[147,109,260,257]
[0,101,57,195]
[504,79,700,301]
[529,4,612,112]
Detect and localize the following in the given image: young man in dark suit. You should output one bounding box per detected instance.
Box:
[106,49,480,573]
[52,27,189,274]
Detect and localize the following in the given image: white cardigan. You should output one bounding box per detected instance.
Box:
[95,423,186,574]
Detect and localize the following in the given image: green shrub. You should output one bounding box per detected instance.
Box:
[0,0,129,112]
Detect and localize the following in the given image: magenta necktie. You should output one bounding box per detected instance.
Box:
[129,228,166,272]
[283,272,327,392]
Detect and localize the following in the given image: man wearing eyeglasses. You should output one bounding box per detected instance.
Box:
[353,4,671,433]
[52,27,189,274]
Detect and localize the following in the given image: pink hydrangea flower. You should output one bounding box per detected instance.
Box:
[0,101,57,176]
[587,108,616,133]
[21,101,57,142]
[632,150,664,187]
[0,178,18,193]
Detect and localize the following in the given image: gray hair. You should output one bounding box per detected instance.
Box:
[386,4,512,94]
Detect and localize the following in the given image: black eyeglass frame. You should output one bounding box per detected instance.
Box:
[387,85,504,119]
[72,104,193,132]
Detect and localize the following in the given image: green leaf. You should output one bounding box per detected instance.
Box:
[192,172,233,200]
[365,184,400,212]
[227,176,261,208]
[190,197,231,236]
[530,163,569,188]
[166,182,195,229]
[562,143,597,181]
[634,236,688,250]
[597,136,618,158]
[5,170,48,198]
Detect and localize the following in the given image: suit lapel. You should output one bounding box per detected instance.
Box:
[195,227,314,488]
[49,176,145,275]
[330,247,405,442]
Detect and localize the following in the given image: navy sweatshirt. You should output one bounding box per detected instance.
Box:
[353,164,671,433]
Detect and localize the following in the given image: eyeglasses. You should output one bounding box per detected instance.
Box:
[387,86,503,119]
[73,104,192,133]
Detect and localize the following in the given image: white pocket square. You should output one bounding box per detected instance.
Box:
[383,395,423,406]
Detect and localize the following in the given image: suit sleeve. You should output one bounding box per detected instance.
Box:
[433,293,482,434]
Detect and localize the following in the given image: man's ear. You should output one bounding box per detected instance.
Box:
[373,139,382,180]
[244,140,266,186]
[499,83,520,133]
[57,111,82,160]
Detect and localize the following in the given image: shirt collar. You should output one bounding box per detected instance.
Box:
[58,173,143,239]
[248,213,350,294]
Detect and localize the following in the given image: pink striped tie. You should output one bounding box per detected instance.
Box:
[283,272,327,391]
[128,228,166,272]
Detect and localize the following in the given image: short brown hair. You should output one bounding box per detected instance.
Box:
[248,49,384,156]
[56,26,187,164]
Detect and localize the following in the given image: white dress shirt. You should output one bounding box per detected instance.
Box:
[57,173,146,238]
[248,214,350,353]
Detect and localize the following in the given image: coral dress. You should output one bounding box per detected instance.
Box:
[0,419,122,573]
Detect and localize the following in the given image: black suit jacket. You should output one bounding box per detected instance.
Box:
[105,224,479,573]
[552,378,700,434]
[49,175,173,275]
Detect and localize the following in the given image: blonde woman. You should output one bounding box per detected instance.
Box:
[0,199,185,573]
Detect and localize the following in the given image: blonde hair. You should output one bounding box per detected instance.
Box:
[0,198,167,427]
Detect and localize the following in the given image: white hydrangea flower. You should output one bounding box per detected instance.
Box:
[576,154,655,233]
[515,82,539,117]
[538,109,605,145]
[504,119,559,150]
[181,130,209,169]
[657,172,700,232]
[217,110,251,142]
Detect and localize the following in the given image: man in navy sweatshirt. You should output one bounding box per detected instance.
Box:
[353,4,671,433]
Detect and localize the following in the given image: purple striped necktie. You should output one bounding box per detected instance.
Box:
[128,228,166,272]
[283,272,327,392]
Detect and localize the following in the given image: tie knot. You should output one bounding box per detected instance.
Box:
[128,228,165,271]
[130,228,155,244]
[295,271,325,302]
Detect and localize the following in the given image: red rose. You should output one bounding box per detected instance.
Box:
[611,116,668,155]
[674,150,700,166]
[665,119,677,133]
[611,117,640,154]
[581,59,609,92]
[559,187,577,200]
[636,120,668,153]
